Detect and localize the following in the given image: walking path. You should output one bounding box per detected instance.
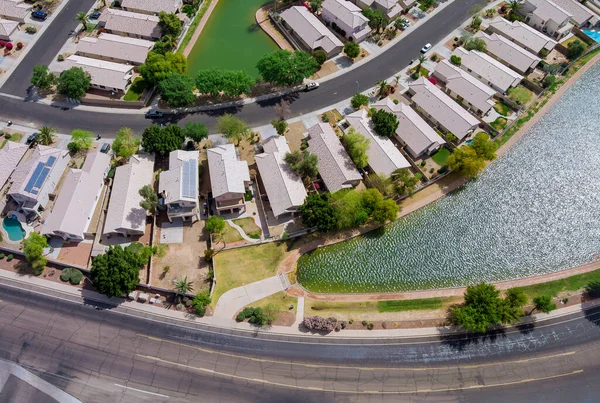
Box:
[212,275,283,319]
[226,219,260,243]
[182,0,219,57]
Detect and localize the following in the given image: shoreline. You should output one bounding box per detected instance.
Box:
[255,4,294,50]
[284,52,600,301]
[182,0,219,57]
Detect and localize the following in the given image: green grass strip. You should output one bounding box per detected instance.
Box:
[178,0,213,54]
[513,269,600,300]
[377,298,446,312]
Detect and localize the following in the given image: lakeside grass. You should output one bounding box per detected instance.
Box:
[178,0,213,53]
[377,298,449,312]
[513,268,600,300]
[245,291,297,314]
[431,147,450,165]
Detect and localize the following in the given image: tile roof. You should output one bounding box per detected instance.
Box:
[474,31,541,74]
[9,145,69,200]
[452,47,523,93]
[549,0,595,26]
[526,0,572,25]
[322,0,369,29]
[0,0,29,20]
[207,144,250,199]
[99,8,161,39]
[255,136,307,217]
[103,154,155,236]
[121,0,181,14]
[159,150,199,204]
[361,0,402,17]
[0,18,17,37]
[486,17,558,53]
[372,98,446,157]
[408,77,480,141]
[64,55,134,91]
[42,152,111,239]
[345,109,410,176]
[281,6,343,53]
[0,141,27,189]
[307,123,361,193]
[433,59,496,113]
[76,33,154,65]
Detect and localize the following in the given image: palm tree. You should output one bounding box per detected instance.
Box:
[394,75,401,87]
[375,80,390,99]
[506,0,522,17]
[38,126,56,146]
[174,276,194,302]
[416,55,426,75]
[75,12,88,31]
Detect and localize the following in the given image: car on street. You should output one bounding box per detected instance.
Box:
[421,43,432,53]
[304,82,319,91]
[145,110,164,119]
[100,143,111,154]
[89,11,101,19]
[26,132,38,145]
[31,10,48,20]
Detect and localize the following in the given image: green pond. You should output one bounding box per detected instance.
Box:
[186,0,278,78]
[297,61,600,294]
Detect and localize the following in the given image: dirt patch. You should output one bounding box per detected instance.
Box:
[283,121,307,152]
[57,242,93,267]
[311,60,340,80]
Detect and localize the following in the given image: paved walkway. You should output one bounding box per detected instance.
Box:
[182,0,219,57]
[255,5,293,50]
[213,275,284,319]
[226,219,260,243]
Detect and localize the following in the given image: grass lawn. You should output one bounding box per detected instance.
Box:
[178,0,213,52]
[305,300,379,318]
[222,223,243,243]
[212,241,291,307]
[513,269,600,301]
[560,36,588,50]
[0,133,23,149]
[507,85,533,105]
[246,291,297,314]
[124,77,149,101]
[377,298,451,312]
[491,117,508,131]
[493,102,510,116]
[233,217,262,239]
[431,147,450,165]
[85,22,98,33]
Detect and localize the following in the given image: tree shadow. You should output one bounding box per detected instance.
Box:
[581,303,600,328]
[255,93,300,109]
[247,23,260,33]
[439,327,507,351]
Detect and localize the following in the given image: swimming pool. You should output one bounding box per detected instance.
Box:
[3,216,25,242]
[584,30,600,43]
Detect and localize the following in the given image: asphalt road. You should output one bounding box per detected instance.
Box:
[0,0,487,136]
[1,282,600,402]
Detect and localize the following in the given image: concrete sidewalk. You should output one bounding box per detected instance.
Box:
[213,275,284,320]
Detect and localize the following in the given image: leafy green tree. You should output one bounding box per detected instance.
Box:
[470,14,482,30]
[447,146,486,178]
[450,55,462,66]
[532,295,556,314]
[141,124,185,155]
[331,189,369,228]
[585,281,600,298]
[363,8,387,33]
[566,39,586,60]
[30,65,56,90]
[465,37,487,52]
[344,41,360,59]
[361,188,384,214]
[392,168,420,196]
[350,93,369,109]
[365,173,393,197]
[91,245,144,298]
[75,11,88,31]
[206,215,226,244]
[37,125,56,146]
[284,150,319,180]
[195,69,254,97]
[112,127,140,160]
[505,288,528,309]
[183,122,208,143]
[343,127,370,169]
[158,11,182,38]
[216,114,248,145]
[312,49,327,65]
[192,290,211,316]
[309,0,322,11]
[70,129,93,150]
[300,193,338,232]
[138,185,158,214]
[371,198,399,223]
[271,119,287,135]
[140,51,187,85]
[23,232,48,270]
[470,132,498,161]
[371,109,398,137]
[256,50,319,86]
[57,67,91,99]
[157,73,196,107]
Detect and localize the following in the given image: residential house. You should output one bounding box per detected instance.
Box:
[42,152,111,242]
[280,6,343,57]
[398,0,416,10]
[407,77,480,142]
[474,31,542,75]
[103,154,155,237]
[0,142,27,189]
[0,0,30,23]
[550,0,597,28]
[452,47,523,94]
[207,144,251,216]
[76,33,154,66]
[433,59,497,116]
[8,146,70,220]
[321,0,371,42]
[523,0,574,40]
[345,109,410,176]
[255,136,307,218]
[307,123,362,193]
[355,0,402,19]
[121,0,181,15]
[0,18,18,41]
[372,98,446,159]
[63,55,135,93]
[486,17,558,55]
[159,150,200,222]
[99,8,162,41]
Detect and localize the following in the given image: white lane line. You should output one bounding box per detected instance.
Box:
[114,384,169,398]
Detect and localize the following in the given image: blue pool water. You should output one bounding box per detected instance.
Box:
[3,216,25,242]
[465,139,473,145]
[584,30,600,43]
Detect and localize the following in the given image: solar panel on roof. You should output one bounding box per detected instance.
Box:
[25,163,45,193]
[182,159,197,199]
[46,156,57,167]
[34,167,51,189]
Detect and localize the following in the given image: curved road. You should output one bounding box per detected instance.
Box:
[0,0,486,136]
[1,281,599,402]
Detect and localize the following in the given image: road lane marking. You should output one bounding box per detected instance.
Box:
[114,384,169,398]
[135,354,583,394]
[137,334,576,372]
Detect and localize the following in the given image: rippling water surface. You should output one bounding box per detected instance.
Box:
[297,62,600,293]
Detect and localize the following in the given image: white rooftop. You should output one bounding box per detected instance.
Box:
[549,0,596,26]
[121,0,181,14]
[474,31,541,74]
[64,55,134,91]
[99,8,161,39]
[486,17,558,53]
[0,0,30,20]
[0,141,27,189]
[322,0,369,29]
[527,0,572,25]
[159,150,199,204]
[453,47,523,93]
[0,18,17,36]
[280,6,343,54]
[76,33,154,65]
[9,145,69,200]
[207,144,250,199]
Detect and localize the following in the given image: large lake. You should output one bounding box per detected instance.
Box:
[297,61,600,293]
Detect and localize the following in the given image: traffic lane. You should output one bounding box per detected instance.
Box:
[2,0,98,96]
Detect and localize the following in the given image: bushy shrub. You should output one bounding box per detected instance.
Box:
[57,54,64,62]
[60,267,83,284]
[7,254,13,261]
[25,26,37,34]
[312,49,327,65]
[303,316,337,332]
[0,254,5,259]
[0,41,5,47]
[586,281,600,298]
[5,42,12,50]
[16,42,23,50]
[33,266,43,276]
[236,306,275,326]
[450,55,461,66]
[192,291,211,317]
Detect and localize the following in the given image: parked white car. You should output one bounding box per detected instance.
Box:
[421,43,432,53]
